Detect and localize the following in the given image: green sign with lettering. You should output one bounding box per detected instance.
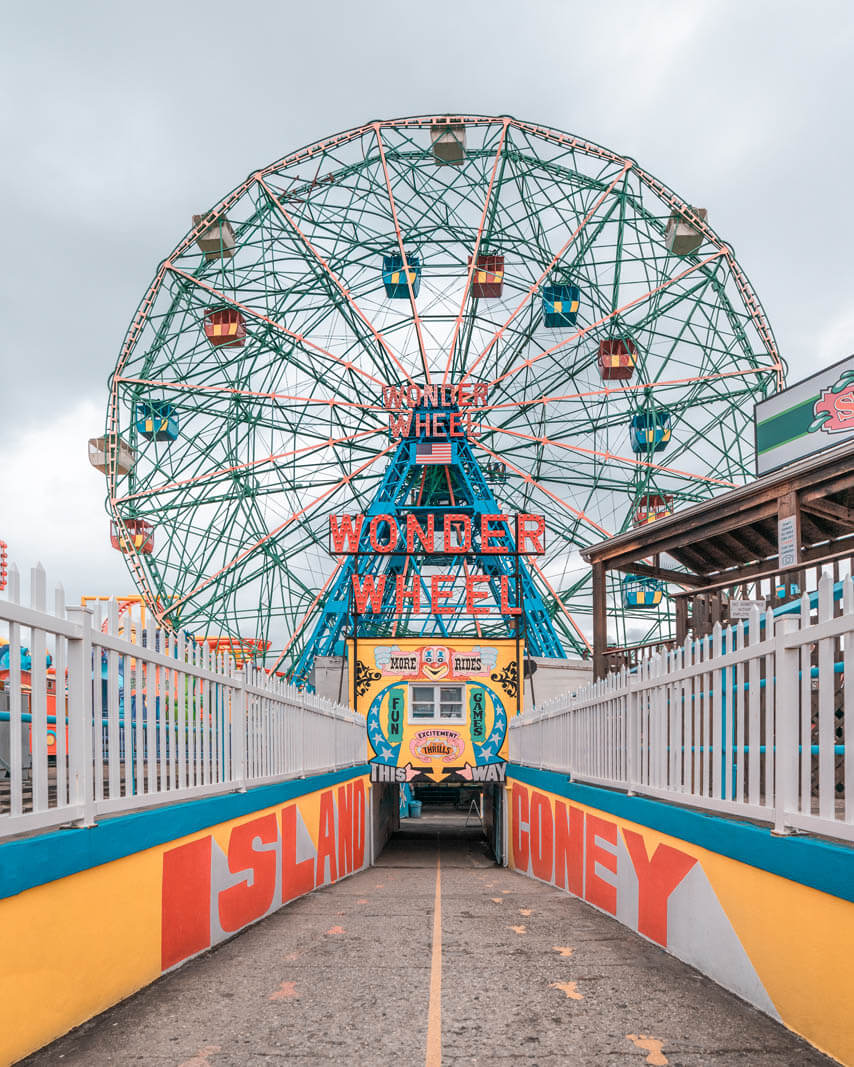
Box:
[387,688,405,743]
[470,688,486,744]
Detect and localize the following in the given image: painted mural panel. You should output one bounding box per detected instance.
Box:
[0,775,369,1066]
[161,778,367,970]
[506,774,854,1066]
[350,638,522,786]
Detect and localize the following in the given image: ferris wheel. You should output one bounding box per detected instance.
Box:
[97,114,784,670]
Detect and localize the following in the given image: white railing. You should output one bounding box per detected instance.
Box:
[0,565,366,841]
[510,570,854,843]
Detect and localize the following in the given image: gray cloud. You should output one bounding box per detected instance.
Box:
[1,0,852,601]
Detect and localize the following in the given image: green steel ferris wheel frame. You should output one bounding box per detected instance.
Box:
[103,114,785,669]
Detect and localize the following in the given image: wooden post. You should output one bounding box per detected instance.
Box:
[777,489,801,602]
[675,596,689,643]
[593,561,607,681]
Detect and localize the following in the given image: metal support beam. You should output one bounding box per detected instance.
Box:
[289,426,570,688]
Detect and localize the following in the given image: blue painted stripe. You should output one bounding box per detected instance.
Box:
[0,765,370,901]
[506,764,854,903]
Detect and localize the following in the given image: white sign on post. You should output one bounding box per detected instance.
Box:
[778,515,798,569]
[730,599,766,620]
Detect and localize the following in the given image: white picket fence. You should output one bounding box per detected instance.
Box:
[510,571,853,843]
[0,565,366,842]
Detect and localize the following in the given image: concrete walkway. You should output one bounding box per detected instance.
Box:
[25,808,834,1066]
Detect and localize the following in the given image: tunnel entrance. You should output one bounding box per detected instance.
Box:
[371,783,503,868]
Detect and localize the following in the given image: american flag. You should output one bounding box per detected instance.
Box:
[416,441,453,465]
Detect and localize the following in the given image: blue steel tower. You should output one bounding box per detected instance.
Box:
[289,399,566,689]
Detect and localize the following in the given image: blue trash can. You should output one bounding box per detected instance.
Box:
[408,800,423,818]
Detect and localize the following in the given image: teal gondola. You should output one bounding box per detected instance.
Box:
[629,411,671,454]
[542,283,580,328]
[382,253,421,299]
[622,575,664,608]
[136,402,178,443]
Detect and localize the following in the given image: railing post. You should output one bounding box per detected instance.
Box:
[626,673,638,795]
[30,564,48,814]
[7,565,23,818]
[773,614,800,835]
[233,667,247,793]
[66,606,95,826]
[299,693,306,776]
[333,706,339,770]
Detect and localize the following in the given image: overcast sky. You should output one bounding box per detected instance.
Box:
[1,0,853,606]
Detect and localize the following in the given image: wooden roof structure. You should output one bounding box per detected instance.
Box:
[582,438,854,677]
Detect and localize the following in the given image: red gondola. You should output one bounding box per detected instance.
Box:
[598,338,637,381]
[110,519,154,555]
[467,254,504,298]
[633,494,674,527]
[204,307,246,348]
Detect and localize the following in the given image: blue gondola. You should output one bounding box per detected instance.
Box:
[382,253,421,299]
[629,411,671,454]
[136,402,179,443]
[622,575,664,608]
[542,283,580,328]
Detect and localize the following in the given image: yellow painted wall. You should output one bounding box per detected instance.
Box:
[0,848,163,1064]
[700,849,854,1064]
[0,776,369,1066]
[506,777,854,1066]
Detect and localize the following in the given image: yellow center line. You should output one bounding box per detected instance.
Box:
[425,851,442,1067]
